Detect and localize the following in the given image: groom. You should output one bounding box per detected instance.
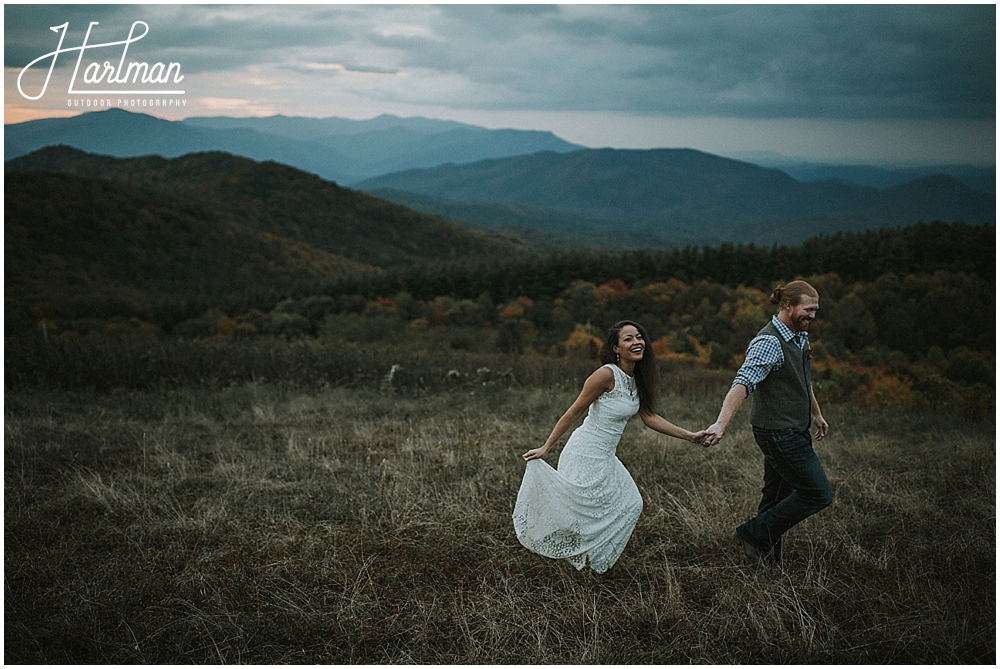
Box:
[703,280,833,565]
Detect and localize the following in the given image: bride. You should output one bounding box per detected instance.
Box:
[513,320,707,573]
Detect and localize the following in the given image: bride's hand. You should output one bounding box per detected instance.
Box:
[522,445,549,461]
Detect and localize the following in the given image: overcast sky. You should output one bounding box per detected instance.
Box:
[5,3,996,165]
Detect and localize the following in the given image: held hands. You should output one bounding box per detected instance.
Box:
[687,429,709,446]
[701,422,725,447]
[699,416,829,446]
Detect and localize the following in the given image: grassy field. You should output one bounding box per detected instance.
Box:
[4,371,995,663]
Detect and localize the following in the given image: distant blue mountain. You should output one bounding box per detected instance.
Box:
[4,109,350,180]
[726,151,995,195]
[4,109,583,183]
[183,114,583,183]
[356,148,995,246]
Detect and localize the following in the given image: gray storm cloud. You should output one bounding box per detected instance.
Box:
[5,4,994,120]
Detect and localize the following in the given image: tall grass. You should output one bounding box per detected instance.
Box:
[4,377,994,663]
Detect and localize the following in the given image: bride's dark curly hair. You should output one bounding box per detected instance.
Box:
[599,320,657,413]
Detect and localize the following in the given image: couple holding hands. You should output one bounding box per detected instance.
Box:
[512,280,833,572]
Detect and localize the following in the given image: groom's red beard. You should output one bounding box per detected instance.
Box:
[795,316,813,331]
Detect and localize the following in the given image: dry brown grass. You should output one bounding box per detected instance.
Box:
[4,376,994,663]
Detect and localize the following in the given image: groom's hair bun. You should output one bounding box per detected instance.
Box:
[770,280,819,306]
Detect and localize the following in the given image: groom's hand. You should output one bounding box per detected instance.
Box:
[813,413,829,441]
[702,422,725,447]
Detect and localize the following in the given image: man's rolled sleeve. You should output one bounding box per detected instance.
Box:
[732,334,784,394]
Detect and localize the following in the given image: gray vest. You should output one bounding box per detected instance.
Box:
[748,320,812,430]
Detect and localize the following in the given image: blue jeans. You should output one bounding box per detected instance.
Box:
[736,427,833,553]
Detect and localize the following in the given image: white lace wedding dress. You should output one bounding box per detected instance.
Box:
[512,363,643,573]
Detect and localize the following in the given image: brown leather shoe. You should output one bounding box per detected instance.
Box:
[732,529,763,564]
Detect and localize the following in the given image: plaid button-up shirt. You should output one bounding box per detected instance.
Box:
[732,315,810,394]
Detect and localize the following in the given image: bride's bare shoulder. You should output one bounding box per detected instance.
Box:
[584,365,616,393]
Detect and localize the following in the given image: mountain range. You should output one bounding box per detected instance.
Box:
[357,149,994,246]
[4,109,581,184]
[4,109,994,249]
[6,109,991,191]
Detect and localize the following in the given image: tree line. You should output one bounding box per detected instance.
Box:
[317,221,994,304]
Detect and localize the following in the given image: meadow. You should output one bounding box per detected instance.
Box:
[4,356,994,664]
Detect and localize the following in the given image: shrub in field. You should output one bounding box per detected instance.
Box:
[854,374,916,408]
[262,312,313,338]
[563,324,602,359]
[944,346,994,386]
[172,309,226,338]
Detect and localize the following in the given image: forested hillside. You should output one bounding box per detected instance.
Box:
[6,146,523,266]
[5,148,526,335]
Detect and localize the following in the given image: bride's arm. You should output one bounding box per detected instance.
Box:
[639,410,707,445]
[522,367,614,461]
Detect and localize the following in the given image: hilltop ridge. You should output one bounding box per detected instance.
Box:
[357,148,994,246]
[5,147,526,330]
